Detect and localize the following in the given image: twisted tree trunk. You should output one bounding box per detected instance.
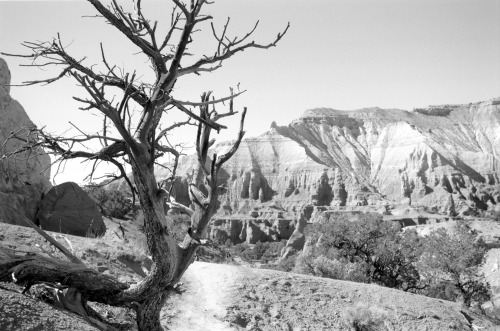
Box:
[0,1,287,327]
[135,290,169,331]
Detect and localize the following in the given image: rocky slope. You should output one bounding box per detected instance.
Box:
[1,221,497,331]
[0,58,51,226]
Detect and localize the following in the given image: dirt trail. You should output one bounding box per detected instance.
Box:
[159,261,498,331]
[161,262,243,331]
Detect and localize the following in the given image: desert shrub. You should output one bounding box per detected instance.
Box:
[197,244,233,264]
[422,281,459,302]
[260,241,287,263]
[272,255,297,272]
[418,222,491,307]
[230,242,261,261]
[231,241,287,263]
[211,229,230,245]
[85,186,133,219]
[301,212,424,290]
[237,242,267,261]
[342,304,388,331]
[295,253,370,283]
[232,242,248,255]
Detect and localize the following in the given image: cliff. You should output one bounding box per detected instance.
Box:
[106,98,500,243]
[171,99,500,211]
[144,99,496,243]
[0,58,52,225]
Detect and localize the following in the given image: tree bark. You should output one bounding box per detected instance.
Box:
[0,248,128,302]
[135,290,169,331]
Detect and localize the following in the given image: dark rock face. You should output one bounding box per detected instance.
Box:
[37,182,105,237]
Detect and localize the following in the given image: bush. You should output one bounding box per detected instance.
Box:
[295,254,370,283]
[85,186,133,219]
[231,241,287,263]
[273,255,296,272]
[342,304,388,331]
[418,222,491,307]
[299,213,490,307]
[260,241,286,263]
[301,212,424,291]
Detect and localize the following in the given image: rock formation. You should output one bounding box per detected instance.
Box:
[174,100,498,208]
[0,58,51,226]
[143,98,500,243]
[209,201,297,244]
[37,182,106,237]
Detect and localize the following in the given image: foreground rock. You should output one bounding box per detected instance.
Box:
[0,283,98,331]
[0,58,51,226]
[37,182,106,237]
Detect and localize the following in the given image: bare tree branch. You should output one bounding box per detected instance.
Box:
[1,1,288,329]
[179,21,290,77]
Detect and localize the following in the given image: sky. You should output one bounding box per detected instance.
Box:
[1,0,499,184]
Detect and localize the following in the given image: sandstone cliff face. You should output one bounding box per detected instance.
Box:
[0,58,51,225]
[284,103,500,207]
[146,99,500,243]
[170,99,499,215]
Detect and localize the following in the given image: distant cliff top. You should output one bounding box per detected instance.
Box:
[299,97,500,120]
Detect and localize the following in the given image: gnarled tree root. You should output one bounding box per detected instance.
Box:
[0,247,130,330]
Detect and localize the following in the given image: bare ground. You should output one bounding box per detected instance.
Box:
[1,220,499,331]
[163,262,499,331]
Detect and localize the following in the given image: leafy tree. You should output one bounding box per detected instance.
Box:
[297,213,425,291]
[419,222,490,307]
[296,213,491,307]
[0,1,288,330]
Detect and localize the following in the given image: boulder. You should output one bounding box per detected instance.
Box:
[37,182,105,237]
[0,58,51,226]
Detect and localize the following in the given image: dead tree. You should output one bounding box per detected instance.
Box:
[0,1,288,330]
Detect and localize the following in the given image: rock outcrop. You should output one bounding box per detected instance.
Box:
[37,182,106,237]
[0,58,51,226]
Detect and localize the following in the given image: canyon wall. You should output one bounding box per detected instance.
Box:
[153,99,500,242]
[170,99,499,211]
